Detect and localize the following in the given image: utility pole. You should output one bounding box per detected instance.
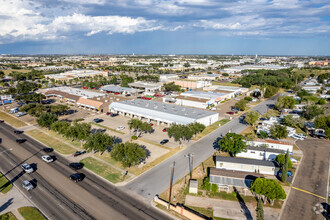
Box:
[185,153,195,179]
[168,162,175,210]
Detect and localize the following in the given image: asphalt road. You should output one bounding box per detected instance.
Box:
[0,123,171,220]
[125,95,280,201]
[280,139,330,220]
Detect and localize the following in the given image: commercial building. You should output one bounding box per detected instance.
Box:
[215,156,279,175]
[101,85,141,95]
[109,99,219,126]
[236,146,285,161]
[223,65,289,73]
[209,168,264,189]
[128,82,162,93]
[173,80,211,89]
[35,65,73,71]
[159,74,179,82]
[45,69,108,81]
[188,74,222,81]
[203,85,248,98]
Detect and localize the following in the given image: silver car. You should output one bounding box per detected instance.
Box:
[22,180,34,191]
[21,163,34,173]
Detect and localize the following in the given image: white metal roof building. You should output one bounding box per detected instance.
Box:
[109,99,218,126]
[101,85,141,95]
[41,87,105,99]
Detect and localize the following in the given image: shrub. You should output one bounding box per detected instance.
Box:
[244,97,253,102]
[131,135,138,140]
[211,184,218,192]
[202,177,211,191]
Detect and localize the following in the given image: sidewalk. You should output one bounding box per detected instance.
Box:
[0,186,33,220]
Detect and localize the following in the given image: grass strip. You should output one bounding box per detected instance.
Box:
[18,207,45,220]
[0,174,12,194]
[0,111,27,128]
[25,129,76,155]
[80,157,124,184]
[0,212,18,220]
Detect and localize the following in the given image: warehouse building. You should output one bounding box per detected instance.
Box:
[109,99,218,126]
[101,85,141,95]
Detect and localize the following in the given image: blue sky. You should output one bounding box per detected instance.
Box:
[0,0,329,55]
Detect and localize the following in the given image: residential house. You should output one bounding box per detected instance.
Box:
[246,139,293,153]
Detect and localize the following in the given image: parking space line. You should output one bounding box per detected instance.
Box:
[292,186,326,200]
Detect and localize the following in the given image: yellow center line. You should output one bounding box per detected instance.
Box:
[292,186,326,200]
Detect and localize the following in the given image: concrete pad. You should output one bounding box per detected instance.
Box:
[134,140,169,166]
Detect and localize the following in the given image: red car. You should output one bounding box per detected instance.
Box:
[114,92,120,95]
[149,123,154,126]
[82,87,87,89]
[226,111,234,115]
[162,128,167,132]
[106,112,111,115]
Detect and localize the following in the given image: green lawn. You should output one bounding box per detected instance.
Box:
[193,119,230,140]
[25,129,76,155]
[43,129,82,149]
[0,212,17,220]
[0,111,27,128]
[0,174,12,194]
[90,122,124,135]
[211,81,242,87]
[18,207,45,220]
[80,157,124,184]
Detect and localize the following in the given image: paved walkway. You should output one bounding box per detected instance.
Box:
[185,195,279,220]
[0,186,33,220]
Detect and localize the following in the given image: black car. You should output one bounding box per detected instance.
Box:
[160,139,169,144]
[73,150,86,157]
[69,163,83,170]
[16,139,27,144]
[70,173,85,182]
[92,118,104,123]
[110,113,118,117]
[0,120,4,123]
[43,147,54,153]
[14,130,24,134]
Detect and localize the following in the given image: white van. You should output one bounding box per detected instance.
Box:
[10,107,19,114]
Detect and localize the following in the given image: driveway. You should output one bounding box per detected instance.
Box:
[280,139,330,220]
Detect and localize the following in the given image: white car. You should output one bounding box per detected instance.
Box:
[116,126,125,131]
[22,180,34,191]
[41,155,54,163]
[290,157,298,163]
[21,163,34,173]
[295,133,307,139]
[16,112,27,117]
[291,134,305,140]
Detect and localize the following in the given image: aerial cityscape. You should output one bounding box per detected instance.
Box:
[0,1,329,220]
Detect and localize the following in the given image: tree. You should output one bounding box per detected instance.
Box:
[111,142,146,167]
[281,150,289,182]
[275,154,293,169]
[74,122,91,146]
[50,104,70,115]
[317,73,329,83]
[314,115,330,130]
[0,71,4,78]
[166,123,204,145]
[37,112,58,128]
[127,119,152,137]
[275,96,295,110]
[188,122,205,137]
[163,82,181,92]
[318,98,326,105]
[218,133,247,157]
[256,198,264,220]
[120,74,134,87]
[302,105,324,120]
[234,99,248,111]
[50,120,70,134]
[16,81,39,94]
[244,111,259,127]
[264,86,279,98]
[259,131,268,139]
[84,133,114,155]
[250,178,286,205]
[270,124,288,139]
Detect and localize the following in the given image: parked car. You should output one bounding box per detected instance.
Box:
[73,150,86,157]
[92,118,104,123]
[160,139,169,144]
[106,112,111,115]
[22,180,34,191]
[41,155,54,163]
[125,94,131,97]
[162,128,167,132]
[70,173,85,182]
[116,126,125,131]
[16,112,27,117]
[43,147,54,153]
[0,120,4,123]
[110,113,118,117]
[290,157,298,163]
[149,123,154,126]
[114,92,120,95]
[290,134,305,140]
[21,163,34,173]
[69,163,84,170]
[16,139,26,144]
[231,108,240,111]
[14,130,24,134]
[226,111,234,115]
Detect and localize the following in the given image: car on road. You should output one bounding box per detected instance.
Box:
[16,139,27,144]
[0,120,4,123]
[73,150,86,157]
[226,111,234,115]
[278,170,293,177]
[70,173,85,182]
[16,112,27,117]
[160,139,169,144]
[92,118,104,123]
[162,128,167,132]
[43,147,54,153]
[149,123,154,126]
[14,130,24,134]
[22,180,34,191]
[69,163,84,170]
[41,155,54,163]
[21,163,34,173]
[116,126,125,131]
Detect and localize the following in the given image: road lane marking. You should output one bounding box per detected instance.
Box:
[292,187,326,200]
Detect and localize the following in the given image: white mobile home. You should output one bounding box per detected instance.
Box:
[236,146,285,161]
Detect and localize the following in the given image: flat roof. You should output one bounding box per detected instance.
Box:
[128,82,161,89]
[175,95,209,103]
[102,85,139,93]
[246,146,286,154]
[216,156,278,167]
[110,99,218,124]
[180,91,228,100]
[42,87,105,99]
[210,167,264,179]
